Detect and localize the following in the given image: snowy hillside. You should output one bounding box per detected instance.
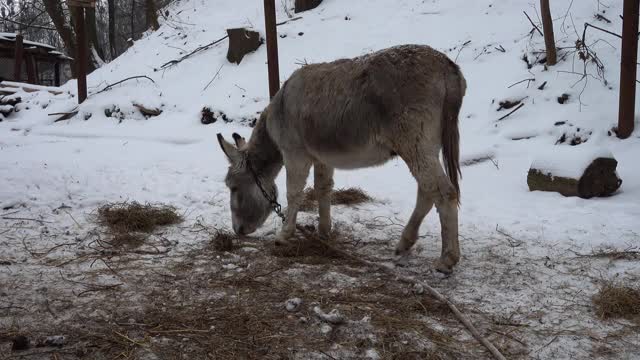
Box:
[1,0,639,359]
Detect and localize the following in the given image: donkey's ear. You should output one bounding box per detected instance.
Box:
[232,133,246,148]
[217,133,242,163]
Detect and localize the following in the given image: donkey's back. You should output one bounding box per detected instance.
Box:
[267,44,466,175]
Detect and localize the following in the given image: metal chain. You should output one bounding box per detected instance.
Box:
[246,159,286,223]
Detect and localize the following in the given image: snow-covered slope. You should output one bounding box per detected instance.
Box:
[1,0,640,358]
[3,0,638,245]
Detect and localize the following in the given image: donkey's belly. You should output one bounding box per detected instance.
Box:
[309,144,397,170]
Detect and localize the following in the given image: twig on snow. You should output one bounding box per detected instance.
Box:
[202,64,224,91]
[276,16,302,26]
[584,22,621,39]
[3,216,52,224]
[93,76,156,95]
[497,103,525,121]
[508,78,535,88]
[454,40,471,63]
[159,34,229,70]
[524,11,544,36]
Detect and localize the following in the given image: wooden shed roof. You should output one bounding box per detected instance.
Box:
[0,33,73,61]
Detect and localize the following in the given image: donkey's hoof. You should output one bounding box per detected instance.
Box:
[394,250,411,267]
[434,260,454,275]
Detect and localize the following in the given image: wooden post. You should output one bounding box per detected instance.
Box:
[540,0,557,66]
[68,0,95,103]
[25,55,36,84]
[74,6,88,103]
[13,33,23,82]
[263,0,280,98]
[54,62,61,86]
[617,0,639,139]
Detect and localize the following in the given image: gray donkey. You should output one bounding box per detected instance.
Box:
[217,44,466,273]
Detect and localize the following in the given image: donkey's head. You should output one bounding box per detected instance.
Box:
[217,132,275,236]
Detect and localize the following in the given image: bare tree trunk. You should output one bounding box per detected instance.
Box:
[108,0,117,59]
[617,0,639,139]
[146,0,160,31]
[85,7,104,67]
[540,0,556,65]
[69,6,96,73]
[42,0,77,76]
[130,0,136,41]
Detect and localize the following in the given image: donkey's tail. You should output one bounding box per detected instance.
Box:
[441,65,466,204]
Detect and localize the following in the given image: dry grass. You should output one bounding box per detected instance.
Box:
[299,187,373,211]
[211,230,237,252]
[0,219,500,360]
[110,232,147,248]
[97,201,182,233]
[593,282,640,320]
[269,226,362,265]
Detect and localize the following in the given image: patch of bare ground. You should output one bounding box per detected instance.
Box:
[299,187,373,212]
[91,234,478,360]
[1,208,501,359]
[7,205,640,359]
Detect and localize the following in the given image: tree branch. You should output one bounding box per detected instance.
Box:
[524,11,544,36]
[92,76,156,95]
[0,16,57,31]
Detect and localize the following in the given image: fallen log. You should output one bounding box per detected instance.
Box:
[226,28,262,64]
[0,104,14,117]
[295,0,322,13]
[527,147,622,198]
[0,95,21,107]
[133,103,162,117]
[0,81,63,95]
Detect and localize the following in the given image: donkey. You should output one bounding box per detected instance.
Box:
[217,44,466,273]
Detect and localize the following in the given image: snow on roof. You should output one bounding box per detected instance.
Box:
[49,50,73,60]
[0,32,71,60]
[0,32,56,50]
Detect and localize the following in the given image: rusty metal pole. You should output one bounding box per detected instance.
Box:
[13,33,23,82]
[617,0,639,139]
[263,0,280,98]
[74,7,89,103]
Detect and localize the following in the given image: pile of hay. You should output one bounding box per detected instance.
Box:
[593,282,640,320]
[299,187,373,211]
[211,230,237,252]
[97,202,182,233]
[96,202,182,247]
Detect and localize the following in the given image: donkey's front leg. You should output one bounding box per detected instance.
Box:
[276,155,312,245]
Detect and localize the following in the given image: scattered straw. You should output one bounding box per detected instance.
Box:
[593,282,640,320]
[299,187,373,211]
[211,230,236,252]
[97,202,182,234]
[110,232,147,249]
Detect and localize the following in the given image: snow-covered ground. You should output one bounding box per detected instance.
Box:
[1,0,639,358]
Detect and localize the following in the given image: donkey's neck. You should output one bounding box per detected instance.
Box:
[245,117,283,180]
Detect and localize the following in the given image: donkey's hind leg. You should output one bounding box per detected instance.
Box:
[276,153,312,245]
[314,162,334,239]
[395,188,435,256]
[398,153,460,273]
